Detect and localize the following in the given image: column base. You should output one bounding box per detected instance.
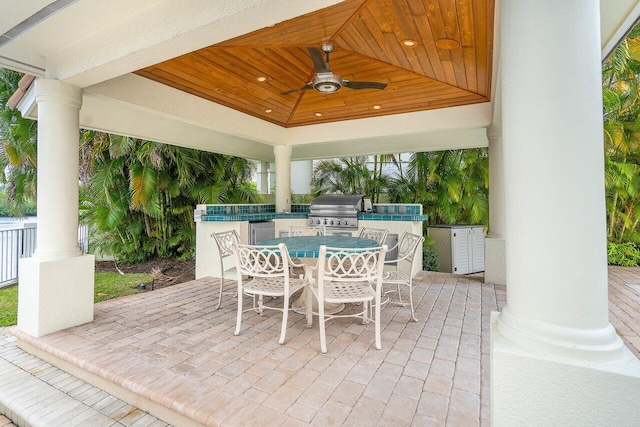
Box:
[484,235,506,285]
[490,312,640,426]
[17,254,95,337]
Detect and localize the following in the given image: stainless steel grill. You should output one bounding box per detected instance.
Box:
[308,194,363,229]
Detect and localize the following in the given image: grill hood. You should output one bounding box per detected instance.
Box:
[308,194,364,228]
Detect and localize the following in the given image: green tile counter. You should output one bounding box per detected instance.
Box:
[198,203,426,222]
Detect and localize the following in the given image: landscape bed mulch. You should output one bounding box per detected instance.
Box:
[94,258,196,290]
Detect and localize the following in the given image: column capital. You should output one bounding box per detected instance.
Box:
[273,145,292,157]
[35,79,83,109]
[487,123,502,140]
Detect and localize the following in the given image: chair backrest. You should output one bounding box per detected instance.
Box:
[357,227,389,246]
[211,229,243,261]
[232,242,289,278]
[396,231,425,272]
[317,245,387,284]
[289,225,325,237]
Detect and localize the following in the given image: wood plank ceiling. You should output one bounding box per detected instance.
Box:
[135,0,494,128]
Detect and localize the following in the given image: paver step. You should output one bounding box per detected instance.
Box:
[0,333,170,427]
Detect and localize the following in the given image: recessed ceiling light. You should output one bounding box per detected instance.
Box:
[265,109,273,113]
[256,76,267,82]
[401,39,417,47]
[372,105,381,110]
[435,38,460,50]
[315,112,322,117]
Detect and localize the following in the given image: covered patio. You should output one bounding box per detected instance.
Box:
[2,0,640,425]
[2,266,640,425]
[9,271,503,426]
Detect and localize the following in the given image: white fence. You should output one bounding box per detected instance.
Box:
[0,223,89,287]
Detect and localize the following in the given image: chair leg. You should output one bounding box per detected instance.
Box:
[215,276,224,310]
[408,285,418,322]
[396,283,404,304]
[305,288,313,328]
[362,301,368,325]
[374,295,381,350]
[279,295,289,345]
[318,297,327,354]
[235,285,243,336]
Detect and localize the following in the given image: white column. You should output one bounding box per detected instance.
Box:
[258,161,269,194]
[491,1,640,425]
[484,124,506,285]
[33,80,83,260]
[291,160,313,195]
[18,79,95,337]
[274,145,291,212]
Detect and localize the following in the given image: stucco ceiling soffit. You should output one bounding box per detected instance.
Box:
[31,0,344,87]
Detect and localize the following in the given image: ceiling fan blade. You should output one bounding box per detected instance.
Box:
[281,84,313,95]
[308,47,330,74]
[343,81,387,90]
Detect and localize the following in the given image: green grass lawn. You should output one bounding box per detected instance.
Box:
[0,272,152,327]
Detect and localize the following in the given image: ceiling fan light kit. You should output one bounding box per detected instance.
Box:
[313,72,343,93]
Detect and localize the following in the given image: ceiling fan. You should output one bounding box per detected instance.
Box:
[282,44,388,95]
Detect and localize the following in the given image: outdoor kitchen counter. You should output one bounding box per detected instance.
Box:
[198,212,427,222]
[196,203,426,222]
[194,203,426,280]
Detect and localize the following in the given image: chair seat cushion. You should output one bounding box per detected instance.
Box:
[314,281,375,303]
[382,270,409,284]
[244,277,307,296]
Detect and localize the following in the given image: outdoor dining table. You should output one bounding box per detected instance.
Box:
[256,235,379,314]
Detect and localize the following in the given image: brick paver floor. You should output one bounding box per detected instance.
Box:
[2,266,639,426]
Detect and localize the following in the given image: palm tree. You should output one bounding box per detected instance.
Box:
[0,69,38,216]
[388,149,489,226]
[311,156,390,202]
[602,24,640,246]
[80,132,259,262]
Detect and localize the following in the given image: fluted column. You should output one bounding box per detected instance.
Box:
[33,79,83,260]
[274,145,292,212]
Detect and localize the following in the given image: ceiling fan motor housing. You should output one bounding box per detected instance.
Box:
[313,72,343,93]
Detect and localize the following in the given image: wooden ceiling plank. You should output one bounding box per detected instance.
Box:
[345,16,384,59]
[146,62,225,96]
[218,0,363,47]
[438,0,462,43]
[440,60,458,86]
[342,7,399,67]
[457,0,476,47]
[366,0,412,68]
[462,46,479,93]
[137,69,291,126]
[413,1,447,82]
[448,48,468,89]
[472,0,492,97]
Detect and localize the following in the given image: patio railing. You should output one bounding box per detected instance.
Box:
[0,223,89,288]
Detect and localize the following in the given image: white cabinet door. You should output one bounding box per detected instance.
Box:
[452,229,471,274]
[471,227,486,273]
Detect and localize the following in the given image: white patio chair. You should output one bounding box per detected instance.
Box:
[232,242,309,345]
[357,226,389,245]
[211,229,244,310]
[382,231,424,322]
[306,244,387,353]
[289,225,325,236]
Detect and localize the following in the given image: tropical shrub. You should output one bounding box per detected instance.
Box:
[607,242,640,266]
[423,243,439,272]
[80,131,259,262]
